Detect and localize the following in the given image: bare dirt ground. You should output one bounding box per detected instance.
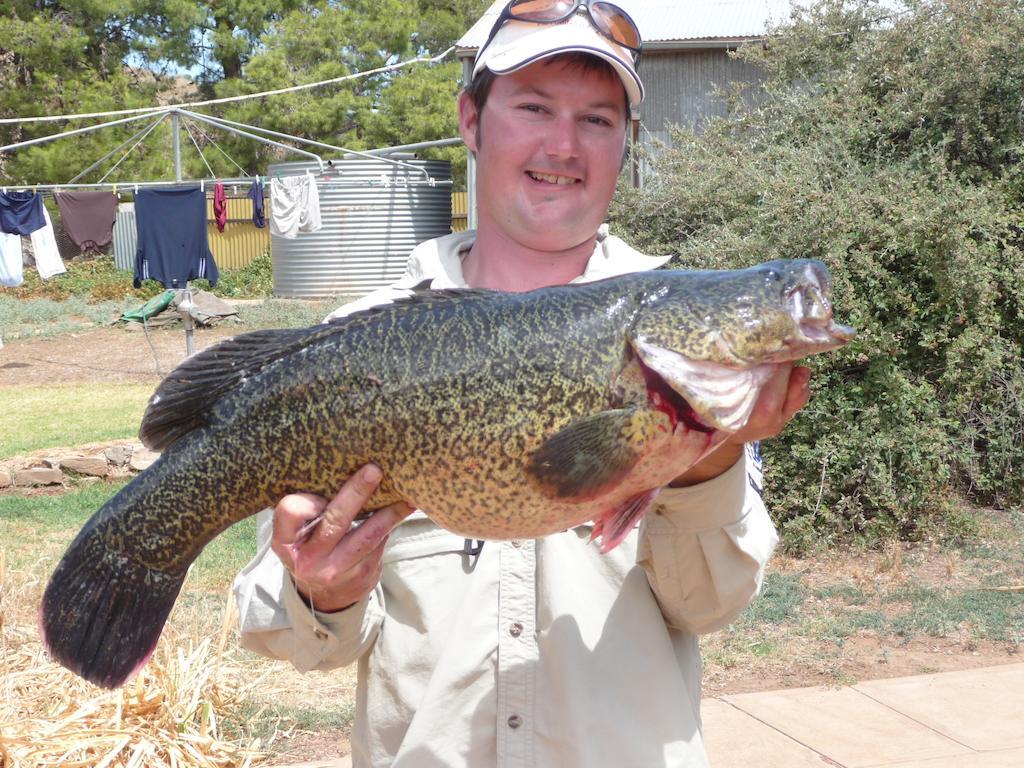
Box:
[0,324,242,387]
[3,325,1021,765]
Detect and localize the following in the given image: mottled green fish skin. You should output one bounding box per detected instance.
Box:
[41,258,853,688]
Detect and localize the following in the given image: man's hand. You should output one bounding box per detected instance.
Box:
[271,464,414,612]
[669,363,811,487]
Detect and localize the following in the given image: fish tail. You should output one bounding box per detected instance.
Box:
[40,521,186,689]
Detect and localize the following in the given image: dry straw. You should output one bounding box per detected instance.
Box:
[0,572,267,768]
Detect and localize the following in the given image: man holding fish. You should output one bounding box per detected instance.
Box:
[236,2,811,766]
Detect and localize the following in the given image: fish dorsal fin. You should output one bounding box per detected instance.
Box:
[140,287,503,451]
[139,324,345,451]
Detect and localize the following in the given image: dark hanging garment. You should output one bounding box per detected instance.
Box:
[133,186,219,289]
[247,177,266,228]
[213,181,227,232]
[53,190,118,251]
[0,190,45,235]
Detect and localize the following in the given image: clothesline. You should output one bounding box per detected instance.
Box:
[0,48,456,125]
[0,175,454,195]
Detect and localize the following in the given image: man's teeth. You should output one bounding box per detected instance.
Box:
[528,171,578,185]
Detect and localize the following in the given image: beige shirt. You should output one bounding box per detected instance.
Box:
[233,230,779,768]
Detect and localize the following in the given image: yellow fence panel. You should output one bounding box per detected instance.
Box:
[451,191,469,232]
[206,195,269,270]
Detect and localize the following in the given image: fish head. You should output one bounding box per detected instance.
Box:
[628,259,855,432]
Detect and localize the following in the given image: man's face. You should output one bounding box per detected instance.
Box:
[459,58,629,253]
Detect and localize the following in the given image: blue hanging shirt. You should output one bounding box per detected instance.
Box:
[0,191,46,235]
[247,177,266,228]
[133,186,219,289]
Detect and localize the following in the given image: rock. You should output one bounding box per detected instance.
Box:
[0,468,11,488]
[104,445,133,467]
[43,457,62,469]
[77,476,101,487]
[13,467,64,487]
[60,455,109,477]
[130,445,160,471]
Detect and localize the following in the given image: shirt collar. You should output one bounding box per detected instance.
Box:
[397,228,671,290]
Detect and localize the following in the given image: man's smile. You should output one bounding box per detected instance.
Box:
[526,171,581,185]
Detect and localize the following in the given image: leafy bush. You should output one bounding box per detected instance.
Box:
[192,249,275,298]
[610,0,1024,549]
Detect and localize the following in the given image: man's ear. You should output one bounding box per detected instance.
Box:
[458,90,480,155]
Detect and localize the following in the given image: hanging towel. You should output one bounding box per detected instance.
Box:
[213,181,227,232]
[0,231,23,287]
[270,172,321,238]
[133,186,219,289]
[30,207,66,279]
[53,190,118,252]
[247,177,266,228]
[0,191,45,236]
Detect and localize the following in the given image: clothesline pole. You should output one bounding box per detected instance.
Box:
[176,288,196,358]
[172,113,183,183]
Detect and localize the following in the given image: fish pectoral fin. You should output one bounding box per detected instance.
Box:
[525,408,668,500]
[591,489,660,553]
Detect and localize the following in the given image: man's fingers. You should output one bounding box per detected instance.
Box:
[304,465,384,551]
[273,493,330,550]
[781,366,812,420]
[329,501,414,564]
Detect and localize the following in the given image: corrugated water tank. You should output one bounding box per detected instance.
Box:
[268,157,453,299]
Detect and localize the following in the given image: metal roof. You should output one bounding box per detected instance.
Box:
[457,0,799,52]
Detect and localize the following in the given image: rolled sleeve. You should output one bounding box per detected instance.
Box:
[637,447,778,634]
[232,510,384,671]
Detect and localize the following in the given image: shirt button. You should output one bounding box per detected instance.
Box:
[313,627,328,640]
[509,622,523,638]
[507,714,523,729]
[511,540,522,548]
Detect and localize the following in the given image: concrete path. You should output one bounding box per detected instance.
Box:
[704,662,1024,767]
[270,663,1024,767]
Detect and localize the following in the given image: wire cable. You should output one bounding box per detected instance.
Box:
[187,122,251,178]
[0,48,455,125]
[96,117,166,184]
[67,114,167,184]
[182,119,216,179]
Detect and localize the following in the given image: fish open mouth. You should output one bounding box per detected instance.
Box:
[791,264,857,348]
[635,352,715,434]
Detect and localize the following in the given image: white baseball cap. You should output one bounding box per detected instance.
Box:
[472,7,645,108]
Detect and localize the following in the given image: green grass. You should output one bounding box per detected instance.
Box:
[1,383,152,459]
[737,571,806,625]
[883,586,1024,642]
[0,479,257,584]
[0,293,139,339]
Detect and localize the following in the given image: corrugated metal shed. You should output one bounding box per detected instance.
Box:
[458,0,797,50]
[269,157,453,299]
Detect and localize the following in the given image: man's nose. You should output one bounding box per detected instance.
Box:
[544,116,581,159]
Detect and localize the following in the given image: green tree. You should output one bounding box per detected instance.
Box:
[0,0,484,185]
[609,0,1024,549]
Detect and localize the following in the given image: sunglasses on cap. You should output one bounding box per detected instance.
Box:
[480,0,643,65]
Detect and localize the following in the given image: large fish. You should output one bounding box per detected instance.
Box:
[41,259,853,688]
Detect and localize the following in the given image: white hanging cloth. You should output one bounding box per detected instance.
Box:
[270,171,322,238]
[31,206,66,279]
[0,231,23,287]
